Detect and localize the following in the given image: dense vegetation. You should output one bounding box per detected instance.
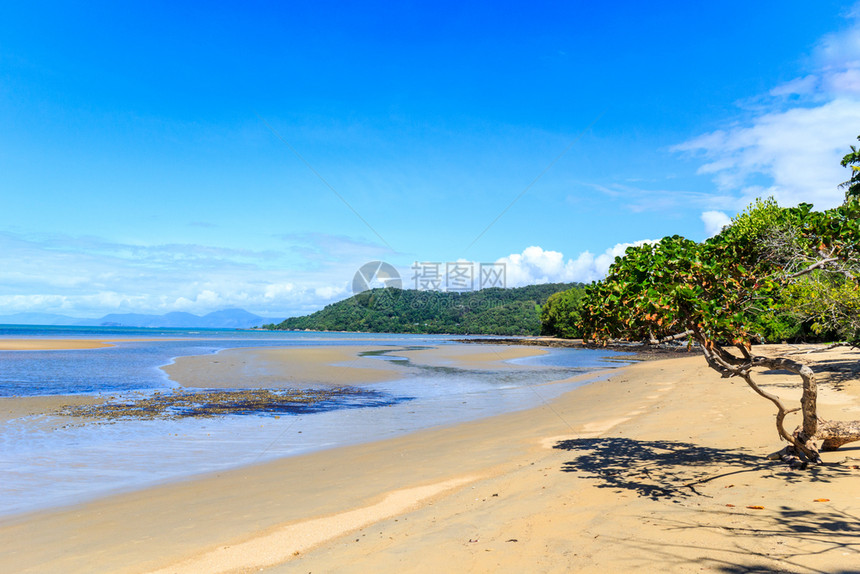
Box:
[539,287,586,338]
[547,135,860,466]
[265,283,582,336]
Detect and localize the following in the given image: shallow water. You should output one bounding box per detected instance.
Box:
[0,329,438,397]
[0,327,632,517]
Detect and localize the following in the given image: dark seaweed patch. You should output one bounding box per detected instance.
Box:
[57,387,411,420]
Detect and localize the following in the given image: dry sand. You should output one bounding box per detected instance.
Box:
[1,345,859,573]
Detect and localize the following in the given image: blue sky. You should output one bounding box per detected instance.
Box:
[2,1,860,319]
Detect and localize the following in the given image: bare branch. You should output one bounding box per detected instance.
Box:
[648,330,693,345]
[789,258,841,278]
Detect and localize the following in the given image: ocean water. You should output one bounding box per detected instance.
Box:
[0,326,632,517]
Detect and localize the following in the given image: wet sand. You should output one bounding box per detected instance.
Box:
[396,344,548,369]
[0,395,102,424]
[162,344,548,388]
[1,344,859,573]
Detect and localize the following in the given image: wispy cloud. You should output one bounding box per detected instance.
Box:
[673,100,860,209]
[277,232,396,264]
[584,182,738,212]
[673,6,860,210]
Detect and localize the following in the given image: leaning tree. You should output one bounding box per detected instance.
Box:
[578,143,860,466]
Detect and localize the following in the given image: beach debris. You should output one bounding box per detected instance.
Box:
[813,498,830,502]
[55,387,401,420]
[768,446,809,469]
[746,505,765,510]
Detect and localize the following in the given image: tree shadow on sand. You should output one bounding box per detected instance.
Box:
[555,438,860,572]
[811,358,860,391]
[554,437,852,500]
[646,504,860,573]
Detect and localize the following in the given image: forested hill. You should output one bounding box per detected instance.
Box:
[264,283,582,335]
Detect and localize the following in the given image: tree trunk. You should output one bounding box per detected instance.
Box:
[695,333,860,465]
[816,419,860,451]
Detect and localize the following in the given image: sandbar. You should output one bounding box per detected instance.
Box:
[162,344,549,388]
[0,339,116,350]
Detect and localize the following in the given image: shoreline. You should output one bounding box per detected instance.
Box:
[0,340,581,520]
[2,344,859,572]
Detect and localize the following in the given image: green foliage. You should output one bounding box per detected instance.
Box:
[840,135,860,200]
[267,283,581,336]
[748,309,805,343]
[782,272,860,342]
[722,197,783,246]
[578,235,772,347]
[715,197,808,341]
[540,286,586,338]
[578,201,859,346]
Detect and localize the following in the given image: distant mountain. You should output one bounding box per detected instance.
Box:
[0,308,283,329]
[199,309,273,329]
[266,283,583,336]
[0,312,82,326]
[81,311,204,328]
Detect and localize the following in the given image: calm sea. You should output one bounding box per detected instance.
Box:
[0,325,631,516]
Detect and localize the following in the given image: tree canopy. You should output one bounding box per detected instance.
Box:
[565,136,860,467]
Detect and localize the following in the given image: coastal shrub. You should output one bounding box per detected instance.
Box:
[576,136,860,467]
[540,287,585,338]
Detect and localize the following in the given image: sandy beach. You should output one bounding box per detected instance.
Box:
[1,343,859,573]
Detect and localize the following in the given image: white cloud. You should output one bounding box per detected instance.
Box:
[497,242,656,286]
[674,8,860,210]
[701,211,732,237]
[314,285,348,299]
[263,283,295,300]
[674,99,860,209]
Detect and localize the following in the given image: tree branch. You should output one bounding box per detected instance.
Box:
[789,258,840,278]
